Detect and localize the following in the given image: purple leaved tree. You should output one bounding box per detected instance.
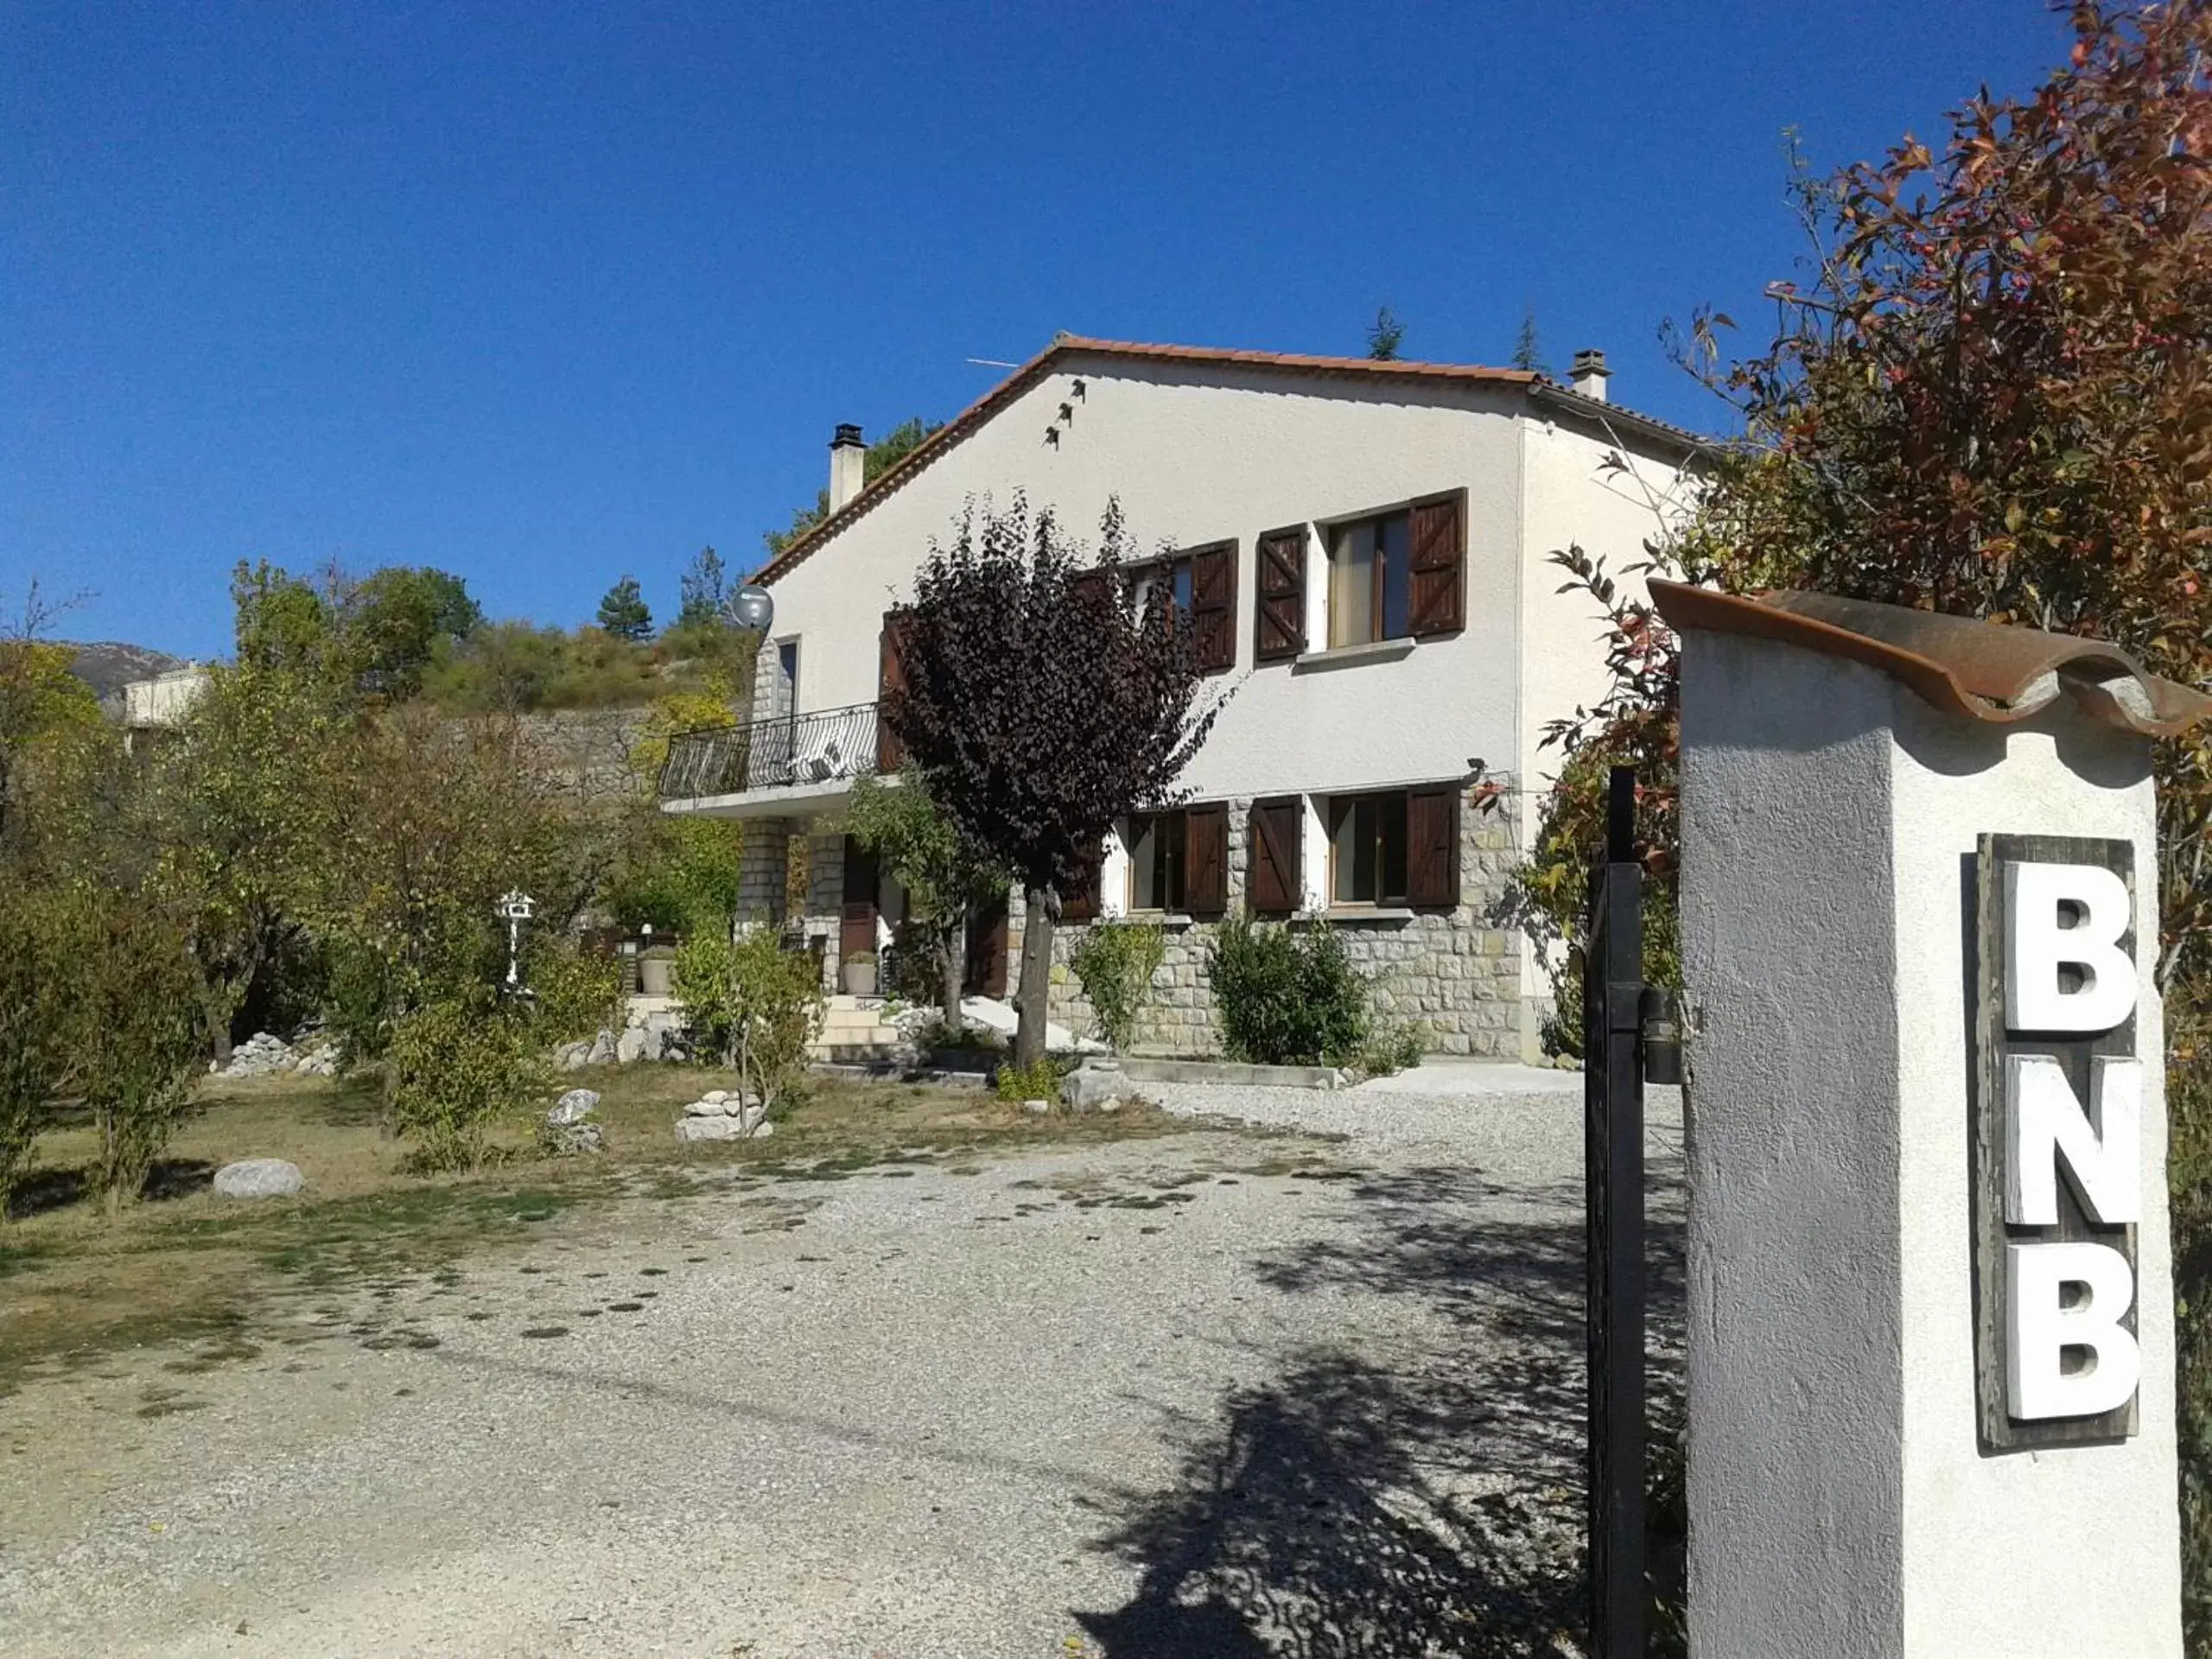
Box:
[885,497,1225,1070]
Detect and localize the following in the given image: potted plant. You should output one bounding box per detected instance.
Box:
[637,926,677,997]
[842,950,879,997]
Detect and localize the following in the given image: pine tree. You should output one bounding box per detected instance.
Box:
[595,575,653,642]
[1366,306,1405,361]
[1510,308,1547,375]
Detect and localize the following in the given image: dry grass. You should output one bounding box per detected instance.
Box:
[0,1064,1190,1395]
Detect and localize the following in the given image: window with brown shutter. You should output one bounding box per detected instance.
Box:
[1406,783,1461,908]
[1188,542,1236,673]
[1184,803,1228,916]
[1408,492,1465,638]
[1247,797,1303,915]
[1255,528,1306,661]
[875,612,913,772]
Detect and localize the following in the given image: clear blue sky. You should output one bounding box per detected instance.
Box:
[3,2,2073,660]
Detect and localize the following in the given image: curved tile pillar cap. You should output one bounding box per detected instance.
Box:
[1649,579,2212,740]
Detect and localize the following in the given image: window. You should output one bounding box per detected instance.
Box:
[1127,810,1187,912]
[1122,804,1229,915]
[1130,557,1195,622]
[1330,792,1410,905]
[1319,493,1465,651]
[1327,512,1412,647]
[1129,542,1236,673]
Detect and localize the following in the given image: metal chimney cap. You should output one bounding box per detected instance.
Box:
[830,423,865,448]
[1570,348,1610,378]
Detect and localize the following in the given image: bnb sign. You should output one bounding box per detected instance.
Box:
[1976,838,2146,1446]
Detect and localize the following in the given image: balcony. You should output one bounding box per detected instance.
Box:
[658,701,882,814]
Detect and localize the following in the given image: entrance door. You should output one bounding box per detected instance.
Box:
[841,836,879,966]
[963,889,1009,998]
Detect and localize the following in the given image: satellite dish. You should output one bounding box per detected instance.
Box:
[723,584,775,634]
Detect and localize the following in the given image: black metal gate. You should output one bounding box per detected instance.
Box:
[1583,766,1678,1659]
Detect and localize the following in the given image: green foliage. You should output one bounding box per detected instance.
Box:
[763,417,943,556]
[672,930,823,1118]
[1366,306,1405,361]
[230,560,480,702]
[604,815,746,936]
[0,887,71,1211]
[68,895,206,1213]
[1510,307,1547,375]
[595,575,653,642]
[994,1057,1066,1103]
[419,620,752,715]
[677,547,728,628]
[526,944,624,1046]
[1358,1021,1426,1077]
[0,613,108,861]
[145,661,344,1055]
[1069,921,1166,1052]
[847,768,1005,1020]
[1206,917,1371,1068]
[385,994,546,1172]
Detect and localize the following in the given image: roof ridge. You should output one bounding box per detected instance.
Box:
[752,336,1706,586]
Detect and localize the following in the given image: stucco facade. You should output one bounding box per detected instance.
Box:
[666,338,1695,1058]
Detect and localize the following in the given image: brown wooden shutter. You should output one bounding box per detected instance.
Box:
[1058,840,1104,922]
[1188,543,1236,674]
[1408,493,1465,638]
[1406,784,1460,908]
[1184,803,1228,916]
[1246,797,1302,915]
[875,611,913,772]
[1254,528,1306,661]
[841,836,880,960]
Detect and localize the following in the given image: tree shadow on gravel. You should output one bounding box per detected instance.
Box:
[1075,1164,1684,1658]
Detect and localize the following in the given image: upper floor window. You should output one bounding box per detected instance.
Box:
[1320,493,1467,652]
[1126,542,1237,675]
[1327,512,1412,647]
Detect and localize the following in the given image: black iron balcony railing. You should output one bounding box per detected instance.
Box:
[658,701,881,800]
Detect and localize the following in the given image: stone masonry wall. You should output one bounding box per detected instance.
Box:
[1008,787,1526,1059]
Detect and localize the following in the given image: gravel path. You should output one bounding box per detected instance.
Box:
[0,1072,1682,1658]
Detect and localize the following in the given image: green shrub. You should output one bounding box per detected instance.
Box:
[995,1057,1067,1103]
[0,890,73,1211]
[1358,1021,1426,1077]
[1070,921,1166,1052]
[673,929,823,1120]
[72,900,208,1214]
[386,995,547,1172]
[528,943,624,1045]
[1207,916,1371,1067]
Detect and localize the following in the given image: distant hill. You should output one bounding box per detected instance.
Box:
[55,640,189,703]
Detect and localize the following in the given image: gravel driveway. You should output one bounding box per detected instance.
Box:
[0,1067,1682,1658]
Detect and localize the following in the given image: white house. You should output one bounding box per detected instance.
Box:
[660,335,1700,1059]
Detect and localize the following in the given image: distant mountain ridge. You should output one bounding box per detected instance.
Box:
[55,640,189,702]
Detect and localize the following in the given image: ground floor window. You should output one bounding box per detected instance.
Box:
[1126,810,1187,912]
[1329,791,1409,905]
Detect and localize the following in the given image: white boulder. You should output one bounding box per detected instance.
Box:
[213,1158,305,1199]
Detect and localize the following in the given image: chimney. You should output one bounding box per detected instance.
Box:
[1568,348,1611,404]
[829,423,866,513]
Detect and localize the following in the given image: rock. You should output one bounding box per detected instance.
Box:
[674,1111,772,1142]
[1022,1097,1052,1114]
[614,1027,647,1065]
[586,1029,617,1067]
[1059,1060,1131,1113]
[542,1121,605,1156]
[552,1040,589,1071]
[702,1089,729,1104]
[546,1089,600,1126]
[683,1097,734,1117]
[213,1158,304,1199]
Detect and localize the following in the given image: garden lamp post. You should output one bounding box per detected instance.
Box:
[498,888,536,998]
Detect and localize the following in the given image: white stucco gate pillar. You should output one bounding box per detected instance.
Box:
[1653,581,2210,1658]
